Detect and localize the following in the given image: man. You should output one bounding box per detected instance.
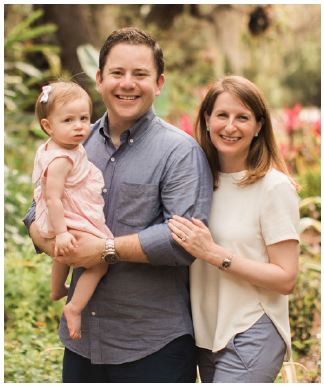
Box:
[24,27,213,383]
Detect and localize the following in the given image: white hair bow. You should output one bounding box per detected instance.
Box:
[40,85,52,103]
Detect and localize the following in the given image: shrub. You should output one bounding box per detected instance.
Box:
[289,258,320,355]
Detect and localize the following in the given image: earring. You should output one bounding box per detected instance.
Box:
[206,127,210,132]
[254,132,259,138]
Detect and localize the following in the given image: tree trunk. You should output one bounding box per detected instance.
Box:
[35,4,98,78]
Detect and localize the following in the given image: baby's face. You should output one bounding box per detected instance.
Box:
[44,97,91,149]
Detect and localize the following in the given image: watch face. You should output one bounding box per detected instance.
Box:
[105,254,119,264]
[223,258,231,269]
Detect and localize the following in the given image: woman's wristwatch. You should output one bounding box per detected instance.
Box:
[101,238,120,264]
[218,254,233,271]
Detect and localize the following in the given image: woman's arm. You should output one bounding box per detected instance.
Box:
[168,215,299,295]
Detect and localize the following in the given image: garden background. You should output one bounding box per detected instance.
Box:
[4,3,321,383]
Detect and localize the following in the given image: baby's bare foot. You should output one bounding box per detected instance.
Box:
[64,302,81,340]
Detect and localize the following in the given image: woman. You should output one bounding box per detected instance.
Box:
[168,75,300,383]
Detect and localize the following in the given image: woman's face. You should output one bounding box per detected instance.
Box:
[205,92,262,173]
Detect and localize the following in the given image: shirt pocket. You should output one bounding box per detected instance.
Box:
[117,182,160,227]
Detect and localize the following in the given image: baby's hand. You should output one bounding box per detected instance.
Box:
[54,231,78,256]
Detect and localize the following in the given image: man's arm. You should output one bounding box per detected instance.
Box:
[115,234,148,263]
[137,143,213,266]
[55,232,148,268]
[23,199,148,267]
[59,142,212,268]
[109,142,213,267]
[55,143,212,269]
[26,142,212,269]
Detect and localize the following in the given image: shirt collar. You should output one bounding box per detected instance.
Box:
[98,108,156,143]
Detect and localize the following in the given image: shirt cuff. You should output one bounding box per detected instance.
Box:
[138,223,194,266]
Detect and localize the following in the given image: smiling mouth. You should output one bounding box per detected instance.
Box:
[116,95,138,100]
[220,135,241,142]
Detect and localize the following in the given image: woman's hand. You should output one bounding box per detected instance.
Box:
[168,215,220,261]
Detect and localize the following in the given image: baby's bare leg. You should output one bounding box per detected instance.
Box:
[64,262,109,340]
[51,262,70,301]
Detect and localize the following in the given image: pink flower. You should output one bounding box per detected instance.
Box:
[312,119,321,137]
[179,113,193,136]
[284,103,301,134]
[279,143,288,159]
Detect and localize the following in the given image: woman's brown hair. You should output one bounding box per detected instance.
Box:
[194,75,294,189]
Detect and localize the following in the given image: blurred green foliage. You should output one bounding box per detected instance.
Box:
[5,245,64,383]
[4,11,65,381]
[4,8,58,179]
[290,194,320,357]
[299,170,321,200]
[4,8,60,114]
[290,259,320,355]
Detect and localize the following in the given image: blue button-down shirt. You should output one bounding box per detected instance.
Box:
[24,108,213,364]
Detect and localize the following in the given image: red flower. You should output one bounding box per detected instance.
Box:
[284,103,301,134]
[312,119,321,137]
[179,114,193,136]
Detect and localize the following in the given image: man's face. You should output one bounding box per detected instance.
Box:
[96,43,165,132]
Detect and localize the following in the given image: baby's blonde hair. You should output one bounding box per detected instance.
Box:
[35,80,92,135]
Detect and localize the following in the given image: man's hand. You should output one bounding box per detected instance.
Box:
[54,230,105,269]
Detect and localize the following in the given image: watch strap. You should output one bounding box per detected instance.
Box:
[101,238,118,263]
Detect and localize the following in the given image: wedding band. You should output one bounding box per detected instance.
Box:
[182,235,187,242]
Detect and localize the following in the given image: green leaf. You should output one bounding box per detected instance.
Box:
[15,61,42,77]
[24,44,60,54]
[76,44,99,81]
[31,126,48,139]
[154,77,171,118]
[5,8,57,50]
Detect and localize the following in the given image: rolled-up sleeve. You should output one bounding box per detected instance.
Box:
[139,144,213,266]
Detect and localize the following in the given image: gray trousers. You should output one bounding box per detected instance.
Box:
[198,314,286,383]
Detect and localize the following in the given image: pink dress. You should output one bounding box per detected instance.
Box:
[32,140,112,239]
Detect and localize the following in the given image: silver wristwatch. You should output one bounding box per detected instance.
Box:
[101,238,119,264]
